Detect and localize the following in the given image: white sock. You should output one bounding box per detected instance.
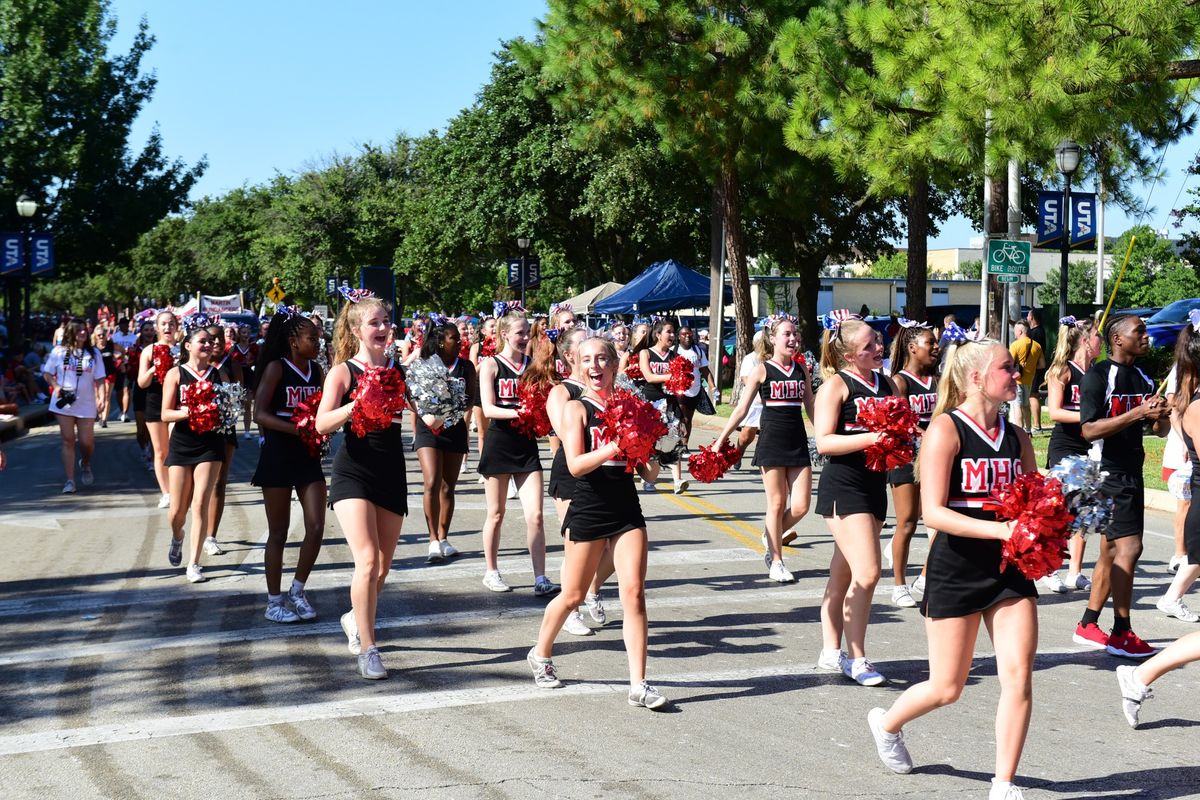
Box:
[991,778,1012,792]
[535,574,546,584]
[268,593,282,604]
[290,579,304,595]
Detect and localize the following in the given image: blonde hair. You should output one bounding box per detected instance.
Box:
[931,339,1002,418]
[496,310,528,340]
[332,297,389,365]
[819,318,870,379]
[578,336,620,389]
[757,317,795,363]
[1047,318,1096,389]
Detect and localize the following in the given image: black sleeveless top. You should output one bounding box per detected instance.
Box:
[1047,361,1088,462]
[945,409,1023,521]
[641,347,673,402]
[830,369,892,468]
[178,363,222,401]
[271,358,322,419]
[492,354,527,410]
[758,359,806,426]
[897,369,938,429]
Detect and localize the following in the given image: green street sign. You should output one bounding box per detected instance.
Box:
[987,239,1031,276]
[996,274,1021,284]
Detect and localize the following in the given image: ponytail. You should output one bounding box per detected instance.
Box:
[1047,318,1095,389]
[332,297,389,365]
[931,339,1001,418]
[820,318,868,379]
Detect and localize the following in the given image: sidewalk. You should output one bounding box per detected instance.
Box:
[0,402,50,441]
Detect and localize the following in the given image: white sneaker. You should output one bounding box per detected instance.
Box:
[506,480,519,499]
[673,479,689,495]
[119,413,128,423]
[584,591,607,624]
[1040,572,1068,594]
[287,587,317,621]
[844,656,886,686]
[79,464,94,487]
[439,539,459,558]
[817,648,847,672]
[185,564,206,584]
[988,782,1026,800]
[426,541,443,564]
[243,431,256,440]
[1065,572,1092,591]
[867,707,913,774]
[477,475,486,484]
[768,560,794,583]
[563,610,593,636]
[642,480,657,493]
[911,575,925,595]
[891,585,917,608]
[1116,664,1152,728]
[157,493,170,509]
[882,538,894,568]
[340,610,361,655]
[1156,595,1200,623]
[1169,554,1188,574]
[265,600,300,624]
[482,570,512,593]
[61,480,76,494]
[202,537,225,556]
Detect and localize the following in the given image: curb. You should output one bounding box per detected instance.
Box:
[0,402,50,441]
[1145,488,1179,514]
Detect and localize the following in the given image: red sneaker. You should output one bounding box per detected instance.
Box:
[1107,630,1157,659]
[1072,622,1109,649]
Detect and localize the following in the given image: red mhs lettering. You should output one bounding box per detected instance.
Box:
[1108,394,1149,416]
[588,426,613,451]
[1070,385,1080,406]
[768,380,802,401]
[908,393,937,416]
[285,385,318,408]
[497,378,518,401]
[961,457,1022,494]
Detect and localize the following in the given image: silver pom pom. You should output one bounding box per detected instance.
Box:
[1047,454,1114,539]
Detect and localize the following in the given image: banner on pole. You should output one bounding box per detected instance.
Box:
[30,233,54,276]
[1036,191,1064,248]
[1070,193,1097,248]
[200,293,242,313]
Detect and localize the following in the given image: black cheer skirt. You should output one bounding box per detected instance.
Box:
[921,531,1037,618]
[328,426,408,516]
[166,421,226,466]
[547,446,576,500]
[412,417,469,454]
[252,429,325,489]
[815,456,887,521]
[563,465,645,541]
[478,419,541,476]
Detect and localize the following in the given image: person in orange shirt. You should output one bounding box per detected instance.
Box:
[1008,321,1044,433]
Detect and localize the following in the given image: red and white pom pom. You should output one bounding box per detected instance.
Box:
[597,389,668,473]
[512,381,553,439]
[292,390,329,459]
[152,344,173,384]
[182,379,219,434]
[856,395,921,471]
[664,356,694,395]
[350,366,407,437]
[624,361,644,381]
[688,440,741,483]
[985,472,1075,580]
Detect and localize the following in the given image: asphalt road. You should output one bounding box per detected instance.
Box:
[0,418,1197,800]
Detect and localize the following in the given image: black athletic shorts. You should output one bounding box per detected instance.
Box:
[1103,472,1144,541]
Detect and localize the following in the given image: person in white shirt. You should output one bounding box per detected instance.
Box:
[675,326,714,452]
[42,320,105,493]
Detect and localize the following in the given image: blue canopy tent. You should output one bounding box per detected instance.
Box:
[593,259,731,314]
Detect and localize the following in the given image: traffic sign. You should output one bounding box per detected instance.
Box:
[987,239,1031,276]
[266,284,286,304]
[996,275,1021,284]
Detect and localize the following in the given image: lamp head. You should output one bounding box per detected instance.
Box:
[1055,140,1081,177]
[15,194,37,218]
[517,237,531,251]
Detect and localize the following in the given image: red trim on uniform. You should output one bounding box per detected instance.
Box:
[842,369,879,394]
[899,370,934,391]
[951,408,1006,452]
[496,353,526,375]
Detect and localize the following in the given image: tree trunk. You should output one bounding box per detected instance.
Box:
[793,231,822,354]
[719,158,755,370]
[906,175,929,324]
[987,173,1008,335]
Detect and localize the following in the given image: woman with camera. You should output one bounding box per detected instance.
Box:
[43,320,106,494]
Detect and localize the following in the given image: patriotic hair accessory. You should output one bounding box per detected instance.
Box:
[275,305,303,320]
[428,312,449,328]
[767,312,797,325]
[822,309,860,332]
[546,328,561,343]
[549,302,573,316]
[1190,308,1200,332]
[493,300,526,317]
[338,287,374,304]
[181,312,212,336]
[1059,315,1078,328]
[941,322,969,344]
[898,317,929,329]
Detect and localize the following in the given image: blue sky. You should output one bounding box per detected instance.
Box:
[109,1,1200,250]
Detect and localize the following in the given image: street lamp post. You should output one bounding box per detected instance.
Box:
[15,193,38,350]
[1054,141,1081,320]
[516,236,531,307]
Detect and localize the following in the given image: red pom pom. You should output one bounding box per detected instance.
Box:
[597,389,668,473]
[292,390,329,459]
[664,355,694,395]
[792,352,807,368]
[480,337,497,358]
[512,381,553,439]
[458,339,471,361]
[182,379,219,434]
[856,395,921,472]
[350,366,407,437]
[152,344,172,384]
[688,440,742,483]
[624,361,645,381]
[985,472,1075,580]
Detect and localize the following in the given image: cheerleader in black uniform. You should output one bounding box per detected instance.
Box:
[138,310,178,509]
[160,317,228,583]
[813,312,894,685]
[867,340,1037,800]
[716,314,814,583]
[316,293,406,680]
[527,336,667,709]
[413,320,476,564]
[1043,316,1100,593]
[129,321,154,469]
[201,323,241,558]
[477,310,559,596]
[886,322,941,608]
[469,316,497,473]
[253,311,327,624]
[633,318,688,494]
[230,324,258,439]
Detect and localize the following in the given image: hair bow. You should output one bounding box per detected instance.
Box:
[1189,308,1200,332]
[767,312,797,324]
[428,312,448,328]
[493,300,525,317]
[276,305,303,320]
[545,328,561,344]
[339,287,374,304]
[822,309,859,332]
[941,322,969,344]
[898,317,929,329]
[182,312,212,335]
[549,302,573,316]
[1059,315,1078,328]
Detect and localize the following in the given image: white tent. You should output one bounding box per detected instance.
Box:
[561,281,625,313]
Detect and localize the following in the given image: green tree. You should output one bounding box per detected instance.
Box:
[865,252,906,279]
[1037,259,1099,308]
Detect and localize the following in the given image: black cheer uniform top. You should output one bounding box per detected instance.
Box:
[922,409,1037,618]
[477,354,541,476]
[561,396,646,541]
[640,347,673,403]
[1047,360,1089,467]
[327,358,407,515]
[252,358,325,489]
[815,369,893,521]
[166,364,226,466]
[1079,359,1156,479]
[752,359,811,468]
[548,378,587,500]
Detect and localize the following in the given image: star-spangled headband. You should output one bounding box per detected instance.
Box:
[275,305,304,320]
[545,328,561,344]
[549,302,573,316]
[1189,308,1200,332]
[1058,315,1078,328]
[898,317,930,329]
[339,287,374,304]
[493,300,526,317]
[182,312,212,336]
[766,312,797,325]
[428,312,449,328]
[941,322,969,344]
[822,309,860,332]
